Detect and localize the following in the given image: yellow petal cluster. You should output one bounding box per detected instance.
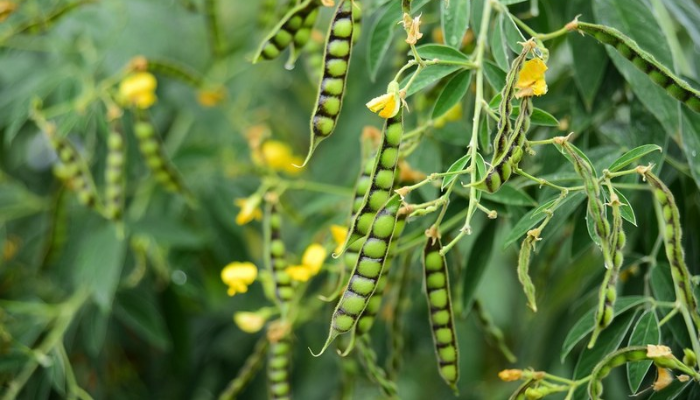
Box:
[285,244,328,282]
[498,369,523,382]
[233,311,267,333]
[234,196,263,225]
[0,1,17,22]
[652,367,674,391]
[515,58,548,98]
[119,72,158,109]
[330,225,347,254]
[253,140,304,174]
[401,13,423,45]
[366,92,401,119]
[221,262,258,296]
[646,344,673,359]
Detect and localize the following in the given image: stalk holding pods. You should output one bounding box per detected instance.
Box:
[355,334,398,399]
[46,129,101,211]
[571,21,700,113]
[642,170,700,329]
[301,0,356,166]
[472,299,517,363]
[267,330,292,400]
[253,0,319,63]
[133,121,191,201]
[266,202,294,309]
[423,235,459,390]
[335,110,403,258]
[103,127,125,222]
[219,336,269,400]
[313,195,403,356]
[144,58,204,88]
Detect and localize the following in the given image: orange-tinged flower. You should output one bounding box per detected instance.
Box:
[233,311,266,333]
[285,265,314,282]
[0,1,17,22]
[366,81,401,119]
[498,369,523,382]
[652,367,674,391]
[197,87,226,107]
[515,58,548,98]
[647,344,673,359]
[301,243,327,275]
[330,225,347,254]
[119,72,158,109]
[221,262,258,296]
[234,196,263,225]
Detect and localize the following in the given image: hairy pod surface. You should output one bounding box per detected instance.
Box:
[104,128,125,221]
[268,335,292,400]
[146,59,204,87]
[422,237,459,389]
[302,0,356,166]
[48,132,101,211]
[336,110,403,257]
[254,0,320,63]
[267,203,294,306]
[314,195,402,356]
[575,22,700,113]
[517,234,538,312]
[587,346,649,399]
[133,122,189,197]
[355,335,398,399]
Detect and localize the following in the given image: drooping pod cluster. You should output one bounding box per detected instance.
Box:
[253,0,320,63]
[572,22,700,113]
[46,129,101,210]
[266,202,294,308]
[267,327,293,400]
[219,336,269,400]
[587,346,650,399]
[335,110,403,258]
[302,0,357,166]
[517,231,538,312]
[103,127,125,221]
[355,334,399,399]
[314,194,403,356]
[422,235,459,390]
[472,300,516,363]
[133,121,190,198]
[642,170,700,323]
[493,41,536,158]
[475,96,533,193]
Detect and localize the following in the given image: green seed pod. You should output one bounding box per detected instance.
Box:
[643,171,700,323]
[574,22,700,113]
[258,0,279,28]
[266,203,293,308]
[313,195,403,356]
[472,300,517,363]
[301,0,356,166]
[14,0,93,36]
[351,1,362,44]
[587,346,649,399]
[683,348,697,367]
[335,110,403,258]
[146,58,204,87]
[47,131,101,211]
[220,335,269,400]
[517,233,538,312]
[493,41,536,158]
[355,334,398,399]
[267,335,292,400]
[103,128,125,222]
[253,0,320,63]
[133,121,191,199]
[355,214,406,336]
[422,236,459,390]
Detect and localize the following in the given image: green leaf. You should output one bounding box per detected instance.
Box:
[402,65,461,96]
[482,184,537,206]
[568,0,609,110]
[503,192,586,249]
[614,188,637,226]
[461,221,497,313]
[650,264,692,348]
[680,109,700,190]
[74,223,126,312]
[442,153,471,190]
[470,0,485,40]
[585,211,603,247]
[432,70,472,119]
[441,0,470,49]
[114,290,172,351]
[483,60,506,91]
[416,44,470,62]
[491,15,509,71]
[561,296,646,362]
[555,140,599,178]
[502,12,525,54]
[499,0,528,4]
[647,381,692,400]
[367,1,402,81]
[627,310,660,393]
[662,0,700,45]
[512,106,559,126]
[607,144,662,172]
[478,112,492,154]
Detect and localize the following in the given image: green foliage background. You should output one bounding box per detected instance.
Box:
[1,0,700,399]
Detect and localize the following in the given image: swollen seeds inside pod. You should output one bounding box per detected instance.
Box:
[573,22,700,113]
[267,335,292,400]
[267,203,294,307]
[47,132,101,211]
[302,0,355,166]
[103,128,125,221]
[313,195,403,356]
[254,0,320,63]
[423,236,459,390]
[133,122,189,198]
[335,110,403,258]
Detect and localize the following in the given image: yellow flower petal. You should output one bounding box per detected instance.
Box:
[234,312,267,333]
[286,265,313,282]
[498,369,523,382]
[221,261,258,296]
[302,244,327,275]
[197,87,226,107]
[515,58,548,98]
[234,196,263,225]
[119,72,158,109]
[366,92,401,119]
[647,344,673,359]
[330,225,347,254]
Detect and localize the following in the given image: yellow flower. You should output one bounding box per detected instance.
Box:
[301,243,327,275]
[652,367,674,391]
[119,72,158,109]
[401,13,423,45]
[321,0,335,6]
[515,58,547,98]
[433,102,463,128]
[285,265,314,282]
[233,311,267,333]
[330,225,347,254]
[221,262,258,296]
[197,87,226,107]
[234,196,263,225]
[0,1,17,22]
[647,344,673,359]
[257,140,303,175]
[366,82,401,119]
[498,369,523,382]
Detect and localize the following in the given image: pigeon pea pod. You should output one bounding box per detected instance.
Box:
[253,0,320,63]
[103,128,125,222]
[133,121,190,199]
[47,131,101,211]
